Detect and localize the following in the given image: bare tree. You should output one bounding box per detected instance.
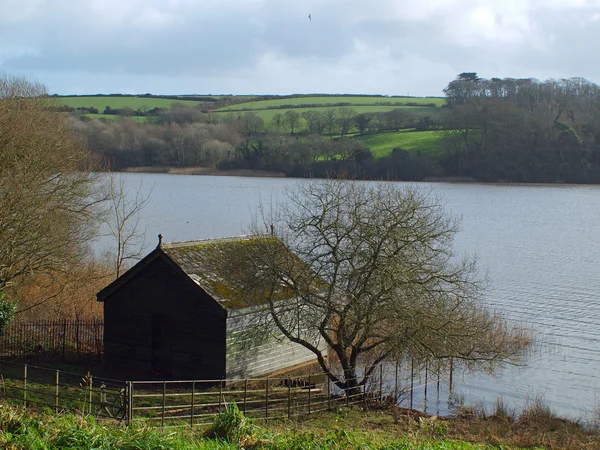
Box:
[103,175,151,278]
[247,179,528,395]
[0,73,111,322]
[0,74,104,294]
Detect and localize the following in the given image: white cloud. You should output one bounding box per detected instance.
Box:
[1,0,600,94]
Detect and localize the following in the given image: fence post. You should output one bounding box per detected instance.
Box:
[394,362,399,404]
[287,383,292,419]
[449,358,453,393]
[161,381,166,428]
[410,359,414,410]
[89,375,93,415]
[219,380,223,412]
[363,367,367,408]
[308,375,311,415]
[379,365,383,402]
[55,370,60,413]
[424,362,428,405]
[265,378,269,422]
[243,379,248,414]
[127,381,133,426]
[23,364,27,407]
[190,380,195,428]
[327,376,331,411]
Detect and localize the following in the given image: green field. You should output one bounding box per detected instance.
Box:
[55,96,204,110]
[217,95,446,111]
[354,130,445,158]
[81,113,157,123]
[217,105,444,134]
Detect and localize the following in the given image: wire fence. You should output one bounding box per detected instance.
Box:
[0,359,125,419]
[0,358,452,428]
[0,320,103,361]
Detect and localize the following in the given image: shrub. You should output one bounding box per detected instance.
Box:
[205,402,252,444]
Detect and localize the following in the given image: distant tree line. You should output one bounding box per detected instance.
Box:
[76,75,600,183]
[441,73,600,183]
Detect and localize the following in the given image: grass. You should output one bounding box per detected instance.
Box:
[353,130,445,158]
[80,113,158,123]
[0,404,541,450]
[216,105,445,134]
[54,96,204,110]
[217,96,446,111]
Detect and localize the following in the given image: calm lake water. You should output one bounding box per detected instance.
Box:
[96,173,600,421]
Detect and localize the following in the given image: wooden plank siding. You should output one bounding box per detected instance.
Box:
[103,255,227,380]
[99,237,325,381]
[226,306,327,379]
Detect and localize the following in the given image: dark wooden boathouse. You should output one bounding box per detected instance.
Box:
[97,235,325,380]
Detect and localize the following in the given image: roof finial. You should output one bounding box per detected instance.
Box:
[157,234,163,248]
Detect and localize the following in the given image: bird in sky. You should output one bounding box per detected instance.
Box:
[308,14,311,20]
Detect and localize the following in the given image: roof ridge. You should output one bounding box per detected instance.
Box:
[162,235,253,248]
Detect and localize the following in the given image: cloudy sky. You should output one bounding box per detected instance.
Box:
[1,0,600,96]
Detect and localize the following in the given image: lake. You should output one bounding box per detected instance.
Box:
[95,173,600,421]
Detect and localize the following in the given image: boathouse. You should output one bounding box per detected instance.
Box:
[96,235,325,380]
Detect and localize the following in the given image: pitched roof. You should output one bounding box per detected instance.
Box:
[163,235,304,310]
[97,235,317,310]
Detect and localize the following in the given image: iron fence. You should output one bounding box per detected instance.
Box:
[0,320,103,360]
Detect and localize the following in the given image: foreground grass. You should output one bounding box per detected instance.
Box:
[0,404,538,450]
[354,130,445,158]
[5,401,597,449]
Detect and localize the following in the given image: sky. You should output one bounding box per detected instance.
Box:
[1,0,600,96]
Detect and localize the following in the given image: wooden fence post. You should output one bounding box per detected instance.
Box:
[55,370,60,413]
[327,376,331,411]
[88,375,93,415]
[449,358,453,393]
[161,381,166,428]
[218,380,223,411]
[127,381,133,426]
[265,378,269,422]
[394,362,399,404]
[363,367,367,408]
[23,364,27,407]
[410,359,414,410]
[308,375,311,415]
[379,365,383,402]
[243,379,248,414]
[190,380,195,428]
[424,362,428,406]
[287,383,291,419]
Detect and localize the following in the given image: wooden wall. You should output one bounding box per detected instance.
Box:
[225,306,327,379]
[103,255,227,380]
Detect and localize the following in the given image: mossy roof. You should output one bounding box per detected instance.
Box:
[161,235,304,310]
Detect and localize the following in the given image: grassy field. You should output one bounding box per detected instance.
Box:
[54,96,204,110]
[3,400,598,449]
[81,113,158,123]
[217,96,446,111]
[354,130,445,158]
[217,105,445,136]
[0,403,554,450]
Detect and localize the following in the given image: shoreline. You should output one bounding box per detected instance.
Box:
[120,166,287,178]
[118,166,597,186]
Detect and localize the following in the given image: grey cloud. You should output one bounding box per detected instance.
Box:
[2,0,600,94]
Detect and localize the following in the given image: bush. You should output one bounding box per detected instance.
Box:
[205,402,252,444]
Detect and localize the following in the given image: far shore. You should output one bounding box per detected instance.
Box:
[117,166,593,186]
[120,166,287,178]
